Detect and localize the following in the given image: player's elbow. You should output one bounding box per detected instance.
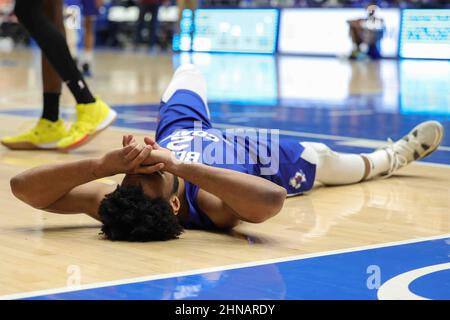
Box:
[265,187,287,218]
[10,175,45,209]
[249,187,287,224]
[10,175,24,199]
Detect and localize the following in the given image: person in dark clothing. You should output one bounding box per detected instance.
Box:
[135,0,162,49]
[1,0,116,151]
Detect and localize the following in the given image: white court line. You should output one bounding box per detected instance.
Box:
[377,262,450,300]
[0,113,449,167]
[214,123,352,141]
[112,120,450,153]
[1,112,449,150]
[213,123,450,152]
[1,233,448,300]
[117,125,450,168]
[115,123,450,156]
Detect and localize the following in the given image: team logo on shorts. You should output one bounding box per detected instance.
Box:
[289,170,306,190]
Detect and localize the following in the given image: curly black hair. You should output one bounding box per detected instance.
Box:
[98,185,184,242]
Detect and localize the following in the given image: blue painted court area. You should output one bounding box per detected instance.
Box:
[1,100,449,165]
[23,236,450,300]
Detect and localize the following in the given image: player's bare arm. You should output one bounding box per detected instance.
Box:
[9,142,163,219]
[140,136,287,224]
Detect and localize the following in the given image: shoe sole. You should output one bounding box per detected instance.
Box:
[1,140,59,150]
[59,109,118,152]
[416,121,444,160]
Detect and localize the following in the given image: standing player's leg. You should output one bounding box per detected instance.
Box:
[148,3,160,50]
[64,2,80,63]
[1,0,68,150]
[14,0,94,104]
[135,2,149,46]
[5,0,116,151]
[302,121,443,186]
[80,0,100,76]
[42,0,64,123]
[348,20,363,59]
[81,15,94,75]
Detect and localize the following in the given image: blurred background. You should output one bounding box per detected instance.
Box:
[0,0,448,134]
[0,0,448,57]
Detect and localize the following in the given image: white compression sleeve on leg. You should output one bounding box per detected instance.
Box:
[162,64,208,110]
[301,142,366,186]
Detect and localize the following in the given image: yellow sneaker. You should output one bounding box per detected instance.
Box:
[1,118,68,150]
[57,97,117,151]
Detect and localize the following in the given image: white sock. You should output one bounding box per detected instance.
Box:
[301,142,366,186]
[363,150,390,179]
[162,64,208,110]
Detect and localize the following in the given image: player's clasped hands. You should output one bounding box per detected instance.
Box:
[97,135,166,177]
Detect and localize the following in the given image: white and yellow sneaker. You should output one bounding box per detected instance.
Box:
[383,120,444,176]
[1,118,68,150]
[57,97,117,151]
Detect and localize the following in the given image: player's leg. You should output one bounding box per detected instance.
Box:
[348,20,363,59]
[302,121,444,186]
[42,56,63,123]
[0,54,68,150]
[11,0,116,151]
[64,3,79,62]
[80,16,94,75]
[135,2,147,45]
[42,0,64,123]
[148,3,160,49]
[1,0,68,150]
[161,64,208,110]
[14,0,94,104]
[80,0,99,76]
[156,64,210,142]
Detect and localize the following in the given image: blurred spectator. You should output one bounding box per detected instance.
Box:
[348,4,385,59]
[0,0,29,46]
[201,0,449,8]
[81,0,103,75]
[135,0,162,49]
[65,0,103,76]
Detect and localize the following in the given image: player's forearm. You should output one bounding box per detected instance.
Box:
[10,158,104,209]
[169,162,286,221]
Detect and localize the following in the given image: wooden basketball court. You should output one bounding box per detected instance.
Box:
[0,49,448,298]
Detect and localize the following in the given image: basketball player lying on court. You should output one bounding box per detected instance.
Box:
[10,65,444,242]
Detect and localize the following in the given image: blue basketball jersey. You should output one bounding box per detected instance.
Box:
[156,90,316,229]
